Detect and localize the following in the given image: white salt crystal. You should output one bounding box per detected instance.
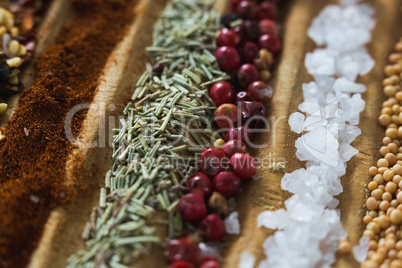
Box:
[199,242,221,257]
[302,82,318,99]
[314,76,335,93]
[325,101,339,119]
[308,165,343,196]
[325,93,338,106]
[288,112,305,134]
[333,77,366,93]
[307,5,343,46]
[339,124,361,143]
[258,1,374,267]
[302,106,326,132]
[353,236,370,263]
[285,195,324,221]
[326,27,371,53]
[349,94,366,125]
[296,126,339,167]
[341,0,359,7]
[225,212,240,234]
[327,198,340,209]
[338,93,365,125]
[303,116,327,132]
[339,142,359,162]
[298,100,320,115]
[257,209,291,230]
[343,4,375,29]
[336,48,374,80]
[305,49,336,76]
[239,252,255,268]
[336,55,360,81]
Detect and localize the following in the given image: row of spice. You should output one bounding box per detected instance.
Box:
[362,38,402,268]
[0,0,139,266]
[167,1,283,267]
[68,0,283,267]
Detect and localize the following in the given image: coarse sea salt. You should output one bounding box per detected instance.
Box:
[239,251,256,268]
[254,2,375,267]
[353,236,370,263]
[199,242,221,258]
[225,211,240,234]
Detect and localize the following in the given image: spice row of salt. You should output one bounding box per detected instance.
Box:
[253,2,375,267]
[362,38,402,268]
[67,1,227,266]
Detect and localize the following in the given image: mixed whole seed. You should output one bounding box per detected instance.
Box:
[0,1,40,121]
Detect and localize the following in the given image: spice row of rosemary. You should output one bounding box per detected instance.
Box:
[68,0,226,266]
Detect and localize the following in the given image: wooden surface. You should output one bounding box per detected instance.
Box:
[10,0,402,267]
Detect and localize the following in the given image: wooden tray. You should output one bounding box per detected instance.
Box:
[1,0,400,266]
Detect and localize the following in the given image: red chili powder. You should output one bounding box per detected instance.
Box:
[0,0,138,266]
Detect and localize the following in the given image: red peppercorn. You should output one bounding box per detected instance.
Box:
[200,260,221,268]
[214,103,240,129]
[235,1,257,19]
[247,80,273,102]
[236,91,256,103]
[244,20,261,41]
[170,261,196,268]
[215,46,241,72]
[166,239,203,265]
[230,153,257,179]
[224,126,252,143]
[217,28,241,47]
[202,256,220,263]
[221,139,248,157]
[256,1,278,21]
[258,34,281,55]
[233,25,246,42]
[231,0,243,12]
[186,172,213,198]
[179,193,208,221]
[259,19,278,36]
[199,214,226,241]
[199,148,226,177]
[209,81,235,106]
[213,171,241,198]
[241,41,259,63]
[240,101,266,128]
[237,63,259,89]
